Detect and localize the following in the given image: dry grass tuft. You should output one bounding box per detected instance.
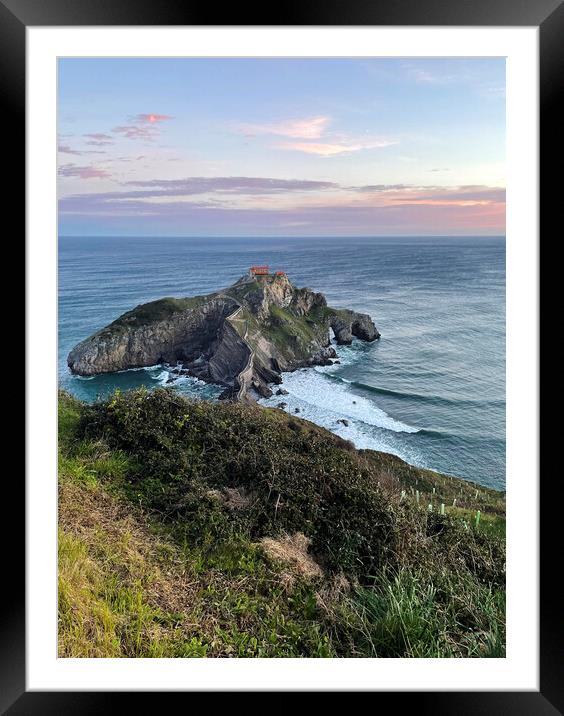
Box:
[315,573,352,615]
[207,486,254,510]
[260,532,323,580]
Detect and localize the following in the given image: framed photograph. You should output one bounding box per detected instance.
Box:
[9,0,558,708]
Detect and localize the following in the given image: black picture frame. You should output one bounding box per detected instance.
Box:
[8,0,559,710]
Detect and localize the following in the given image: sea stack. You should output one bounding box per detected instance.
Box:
[67,268,380,401]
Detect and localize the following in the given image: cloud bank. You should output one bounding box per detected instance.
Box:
[59,175,505,235]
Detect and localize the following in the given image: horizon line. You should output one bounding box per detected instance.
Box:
[59,233,506,239]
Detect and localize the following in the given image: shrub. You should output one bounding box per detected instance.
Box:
[59,389,506,658]
[78,388,505,587]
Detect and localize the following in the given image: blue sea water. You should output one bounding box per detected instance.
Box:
[58,236,505,489]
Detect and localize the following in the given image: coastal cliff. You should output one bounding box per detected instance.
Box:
[67,272,380,400]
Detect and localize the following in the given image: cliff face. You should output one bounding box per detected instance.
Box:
[67,296,238,376]
[68,273,380,401]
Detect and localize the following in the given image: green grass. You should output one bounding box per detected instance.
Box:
[228,302,330,371]
[266,304,327,353]
[224,280,261,301]
[58,388,505,658]
[224,276,331,361]
[58,529,185,658]
[334,569,505,658]
[97,296,207,337]
[360,450,506,537]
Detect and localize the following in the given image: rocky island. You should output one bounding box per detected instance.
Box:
[67,268,379,401]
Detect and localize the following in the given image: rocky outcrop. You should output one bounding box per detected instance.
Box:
[329,309,380,345]
[68,273,380,401]
[67,297,237,376]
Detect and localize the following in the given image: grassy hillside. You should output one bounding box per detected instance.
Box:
[97,296,208,338]
[58,388,505,658]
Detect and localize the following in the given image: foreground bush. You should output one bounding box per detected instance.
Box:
[59,388,505,657]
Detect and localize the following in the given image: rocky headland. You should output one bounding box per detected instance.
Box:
[67,272,380,401]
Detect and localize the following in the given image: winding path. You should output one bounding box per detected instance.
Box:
[226,305,255,401]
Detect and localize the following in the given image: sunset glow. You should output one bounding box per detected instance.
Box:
[58,58,505,236]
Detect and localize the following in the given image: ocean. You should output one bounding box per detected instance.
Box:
[58,235,505,489]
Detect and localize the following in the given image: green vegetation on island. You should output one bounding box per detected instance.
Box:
[67,272,379,400]
[58,388,505,658]
[98,295,209,337]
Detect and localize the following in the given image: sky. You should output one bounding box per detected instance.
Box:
[58,58,505,237]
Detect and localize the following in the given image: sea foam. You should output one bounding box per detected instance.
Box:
[258,342,425,466]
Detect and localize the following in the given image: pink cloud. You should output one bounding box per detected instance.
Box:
[59,197,505,235]
[133,113,172,124]
[102,155,147,163]
[112,125,157,141]
[133,113,173,124]
[58,179,504,235]
[58,144,105,156]
[84,133,114,141]
[58,144,82,156]
[123,176,337,195]
[384,186,505,206]
[391,199,495,207]
[234,116,330,139]
[58,164,111,179]
[277,138,397,156]
[232,115,397,158]
[111,113,173,142]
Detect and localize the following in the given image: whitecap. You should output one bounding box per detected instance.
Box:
[263,369,418,435]
[152,370,171,385]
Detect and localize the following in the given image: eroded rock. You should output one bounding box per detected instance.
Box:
[68,272,380,401]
